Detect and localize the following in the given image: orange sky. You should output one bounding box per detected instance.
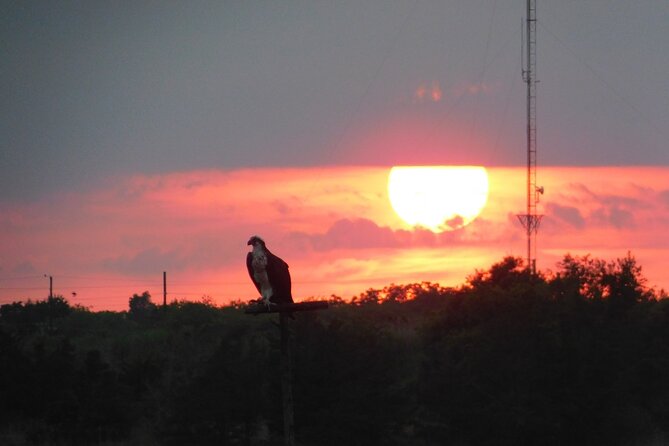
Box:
[1,166,668,311]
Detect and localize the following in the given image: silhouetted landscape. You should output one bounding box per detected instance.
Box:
[1,253,668,445]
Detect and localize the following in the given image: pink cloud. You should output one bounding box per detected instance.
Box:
[413,81,443,103]
[452,81,497,97]
[414,80,495,104]
[2,166,669,310]
[545,203,586,229]
[660,190,669,208]
[289,218,429,251]
[591,206,635,229]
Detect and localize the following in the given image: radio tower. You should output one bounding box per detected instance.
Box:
[517,0,543,273]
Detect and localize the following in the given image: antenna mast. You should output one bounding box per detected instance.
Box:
[517,0,543,273]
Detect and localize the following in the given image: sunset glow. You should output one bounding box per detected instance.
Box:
[388,166,489,232]
[1,166,668,311]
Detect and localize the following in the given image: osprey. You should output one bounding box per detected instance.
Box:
[246,235,293,309]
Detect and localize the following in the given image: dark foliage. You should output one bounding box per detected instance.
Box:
[1,253,668,445]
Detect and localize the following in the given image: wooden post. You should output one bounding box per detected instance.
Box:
[44,274,53,299]
[280,312,295,446]
[244,300,328,445]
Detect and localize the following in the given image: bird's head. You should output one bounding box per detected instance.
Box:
[247,235,266,248]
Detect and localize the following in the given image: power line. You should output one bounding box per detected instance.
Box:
[538,20,666,138]
[0,275,44,281]
[328,0,421,158]
[467,0,499,142]
[57,275,154,283]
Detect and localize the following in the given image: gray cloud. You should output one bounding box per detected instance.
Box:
[546,203,585,229]
[659,190,669,208]
[287,218,488,252]
[289,219,403,251]
[12,261,37,275]
[3,2,669,200]
[591,206,635,229]
[560,182,652,229]
[102,247,188,276]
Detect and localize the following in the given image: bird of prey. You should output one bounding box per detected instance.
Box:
[246,235,293,309]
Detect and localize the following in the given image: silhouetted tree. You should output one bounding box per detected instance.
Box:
[128,291,157,322]
[0,295,71,332]
[75,349,131,442]
[293,311,418,445]
[1,253,667,445]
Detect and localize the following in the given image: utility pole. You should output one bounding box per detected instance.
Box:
[517,0,543,273]
[163,271,167,307]
[245,301,328,446]
[279,312,295,446]
[45,274,53,298]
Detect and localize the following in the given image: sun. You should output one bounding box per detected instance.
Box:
[387,166,489,232]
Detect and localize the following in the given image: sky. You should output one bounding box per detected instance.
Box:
[2,1,668,310]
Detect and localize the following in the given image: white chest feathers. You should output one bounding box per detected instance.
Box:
[251,245,273,300]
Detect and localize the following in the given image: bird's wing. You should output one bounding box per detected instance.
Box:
[266,251,293,303]
[246,252,262,294]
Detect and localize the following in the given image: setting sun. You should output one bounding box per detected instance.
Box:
[387,166,489,232]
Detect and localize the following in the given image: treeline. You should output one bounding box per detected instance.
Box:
[1,254,668,445]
